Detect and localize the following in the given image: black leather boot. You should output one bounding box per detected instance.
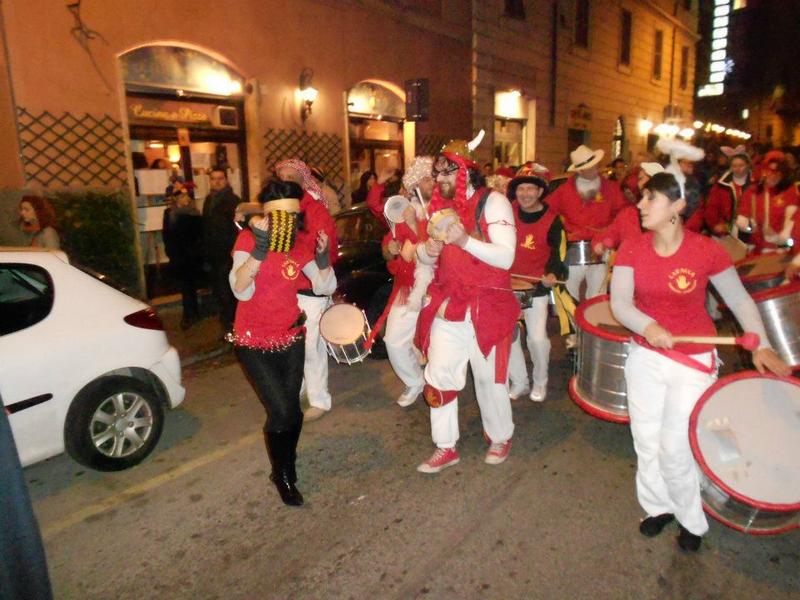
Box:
[287,419,303,484]
[266,430,304,507]
[639,513,675,537]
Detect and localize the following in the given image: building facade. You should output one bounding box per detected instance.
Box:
[0,0,699,292]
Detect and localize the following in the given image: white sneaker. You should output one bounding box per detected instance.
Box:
[530,382,547,402]
[397,386,423,407]
[508,382,530,400]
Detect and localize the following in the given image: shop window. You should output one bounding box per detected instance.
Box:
[619,9,632,66]
[612,116,625,159]
[505,0,525,20]
[680,46,690,90]
[653,29,664,81]
[575,0,590,48]
[0,265,54,336]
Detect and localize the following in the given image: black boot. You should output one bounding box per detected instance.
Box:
[677,524,702,552]
[287,419,303,484]
[266,430,304,507]
[639,513,675,537]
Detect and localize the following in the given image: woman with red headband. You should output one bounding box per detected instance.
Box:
[611,172,789,552]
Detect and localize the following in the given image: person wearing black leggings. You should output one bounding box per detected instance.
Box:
[229,181,335,506]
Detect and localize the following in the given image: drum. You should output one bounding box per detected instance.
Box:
[690,372,800,534]
[750,281,800,370]
[384,195,410,238]
[511,277,535,310]
[713,234,748,263]
[736,252,793,293]
[319,303,372,365]
[568,294,631,423]
[427,208,460,242]
[565,240,602,266]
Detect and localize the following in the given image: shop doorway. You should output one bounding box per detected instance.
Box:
[347,81,406,204]
[494,118,525,168]
[120,45,248,298]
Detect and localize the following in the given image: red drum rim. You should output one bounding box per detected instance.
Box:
[575,294,632,343]
[689,371,800,513]
[702,501,800,536]
[568,376,630,424]
[749,279,800,302]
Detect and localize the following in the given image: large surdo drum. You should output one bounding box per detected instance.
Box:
[690,372,800,534]
[749,281,800,371]
[565,240,602,266]
[568,294,631,423]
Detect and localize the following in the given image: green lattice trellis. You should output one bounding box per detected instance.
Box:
[17,107,127,188]
[263,128,345,199]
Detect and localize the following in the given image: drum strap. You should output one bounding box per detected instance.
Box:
[652,346,716,374]
[473,188,493,240]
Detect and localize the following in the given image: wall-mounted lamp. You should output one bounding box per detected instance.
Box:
[637,119,654,136]
[299,68,318,122]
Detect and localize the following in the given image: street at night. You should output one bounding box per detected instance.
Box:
[25,341,800,599]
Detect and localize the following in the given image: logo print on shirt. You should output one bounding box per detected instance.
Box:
[774,194,784,207]
[282,258,300,280]
[521,234,536,250]
[668,267,697,294]
[594,193,604,203]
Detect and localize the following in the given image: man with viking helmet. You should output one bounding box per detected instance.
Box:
[546,145,626,306]
[415,131,519,473]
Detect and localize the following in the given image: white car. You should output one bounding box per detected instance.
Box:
[0,248,185,471]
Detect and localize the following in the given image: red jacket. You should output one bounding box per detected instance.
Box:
[366,183,386,225]
[297,192,338,290]
[592,205,642,250]
[546,176,626,241]
[705,173,752,234]
[738,183,799,251]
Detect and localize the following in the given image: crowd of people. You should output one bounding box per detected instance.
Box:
[220,132,799,561]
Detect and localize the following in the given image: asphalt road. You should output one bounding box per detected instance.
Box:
[27,342,800,600]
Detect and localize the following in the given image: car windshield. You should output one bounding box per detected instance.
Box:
[335,211,387,243]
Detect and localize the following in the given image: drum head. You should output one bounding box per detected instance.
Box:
[384,195,410,225]
[579,297,632,339]
[511,277,534,291]
[691,373,800,509]
[427,209,459,242]
[319,304,366,345]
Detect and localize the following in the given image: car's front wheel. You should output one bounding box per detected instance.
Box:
[65,376,165,471]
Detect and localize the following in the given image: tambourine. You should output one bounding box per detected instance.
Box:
[384,195,410,238]
[427,208,460,242]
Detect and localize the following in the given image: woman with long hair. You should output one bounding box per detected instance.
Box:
[229,180,335,506]
[351,170,377,205]
[610,172,789,552]
[19,195,60,249]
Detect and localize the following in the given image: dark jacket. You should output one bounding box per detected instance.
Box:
[163,206,203,273]
[202,186,240,265]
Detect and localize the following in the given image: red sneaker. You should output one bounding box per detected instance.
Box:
[485,440,512,465]
[416,447,460,473]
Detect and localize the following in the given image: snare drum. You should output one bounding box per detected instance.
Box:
[690,372,800,534]
[319,303,372,365]
[565,240,602,266]
[511,277,535,310]
[568,295,632,423]
[750,281,800,370]
[736,252,792,293]
[427,208,460,242]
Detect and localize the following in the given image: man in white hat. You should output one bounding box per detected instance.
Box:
[546,144,626,307]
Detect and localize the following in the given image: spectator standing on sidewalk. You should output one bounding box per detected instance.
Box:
[202,167,240,332]
[163,183,203,330]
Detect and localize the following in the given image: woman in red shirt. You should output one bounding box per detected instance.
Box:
[229,181,335,506]
[611,173,789,552]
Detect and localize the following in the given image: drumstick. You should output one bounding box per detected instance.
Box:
[671,332,761,351]
[511,273,568,285]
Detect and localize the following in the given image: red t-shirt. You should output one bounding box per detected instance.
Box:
[232,230,315,349]
[592,204,642,250]
[615,230,732,354]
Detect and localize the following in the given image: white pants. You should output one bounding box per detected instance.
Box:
[508,296,551,389]
[297,294,332,410]
[384,302,424,391]
[625,344,717,536]
[566,262,608,301]
[424,317,514,449]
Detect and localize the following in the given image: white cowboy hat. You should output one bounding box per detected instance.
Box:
[568,145,605,172]
[640,162,665,177]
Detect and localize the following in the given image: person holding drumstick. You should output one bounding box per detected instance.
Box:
[610,172,790,551]
[506,165,568,402]
[380,157,434,407]
[736,150,798,253]
[229,180,335,506]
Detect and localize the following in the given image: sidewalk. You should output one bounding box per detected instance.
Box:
[151,292,230,367]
